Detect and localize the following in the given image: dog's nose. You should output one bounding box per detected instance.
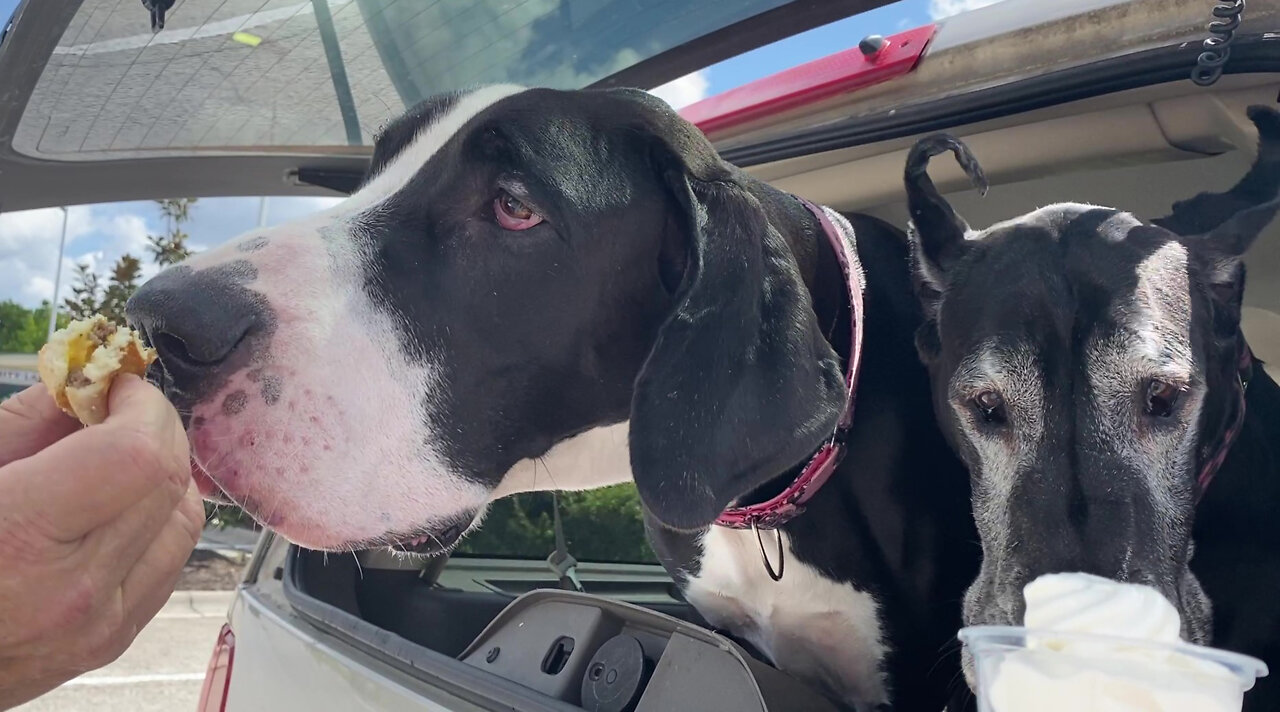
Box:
[126,264,265,386]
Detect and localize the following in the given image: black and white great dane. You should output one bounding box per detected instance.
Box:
[902,105,1280,710]
[126,86,978,711]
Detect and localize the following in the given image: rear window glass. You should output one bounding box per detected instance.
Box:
[456,485,658,565]
[15,0,800,160]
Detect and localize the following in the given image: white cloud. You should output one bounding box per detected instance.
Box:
[0,207,92,253]
[104,213,151,254]
[22,276,54,303]
[0,196,347,308]
[649,70,711,110]
[72,250,106,275]
[0,206,94,308]
[100,213,162,282]
[0,204,160,307]
[929,0,1005,19]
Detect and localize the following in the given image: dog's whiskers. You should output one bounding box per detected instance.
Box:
[929,637,975,712]
[946,668,974,712]
[261,488,285,532]
[350,545,364,580]
[196,443,235,474]
[426,530,446,552]
[198,432,241,447]
[536,456,557,490]
[929,637,964,677]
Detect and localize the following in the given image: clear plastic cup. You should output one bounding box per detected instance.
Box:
[959,626,1268,712]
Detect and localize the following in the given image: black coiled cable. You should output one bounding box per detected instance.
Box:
[1192,0,1245,87]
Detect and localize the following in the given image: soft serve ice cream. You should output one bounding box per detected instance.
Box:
[981,573,1249,712]
[1021,573,1182,645]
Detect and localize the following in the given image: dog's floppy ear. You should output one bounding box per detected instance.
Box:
[904,134,988,294]
[904,134,988,362]
[626,105,847,531]
[1158,106,1280,313]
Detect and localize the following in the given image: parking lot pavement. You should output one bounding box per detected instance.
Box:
[14,592,232,712]
[197,526,261,553]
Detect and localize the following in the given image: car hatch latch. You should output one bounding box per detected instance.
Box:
[546,494,585,593]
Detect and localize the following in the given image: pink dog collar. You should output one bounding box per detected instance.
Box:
[715,198,865,531]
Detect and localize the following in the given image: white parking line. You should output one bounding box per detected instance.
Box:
[52,0,353,57]
[63,673,205,687]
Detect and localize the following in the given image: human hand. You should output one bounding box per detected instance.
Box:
[0,375,203,709]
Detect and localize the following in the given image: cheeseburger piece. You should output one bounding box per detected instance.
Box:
[38,315,157,425]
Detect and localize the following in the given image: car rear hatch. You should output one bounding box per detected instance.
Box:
[4,0,1277,212]
[0,0,907,212]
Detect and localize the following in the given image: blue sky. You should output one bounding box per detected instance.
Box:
[0,0,996,308]
[699,0,934,95]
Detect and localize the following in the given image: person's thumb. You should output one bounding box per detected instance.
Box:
[0,384,80,468]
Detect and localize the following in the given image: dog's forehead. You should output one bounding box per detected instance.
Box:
[941,223,1069,349]
[368,91,465,173]
[944,203,1198,361]
[364,87,656,214]
[1058,215,1197,334]
[371,88,644,158]
[489,89,654,210]
[1092,239,1197,378]
[975,203,1141,242]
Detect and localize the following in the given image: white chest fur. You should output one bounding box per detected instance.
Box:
[682,526,890,710]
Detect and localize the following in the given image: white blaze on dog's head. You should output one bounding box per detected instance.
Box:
[1084,241,1203,516]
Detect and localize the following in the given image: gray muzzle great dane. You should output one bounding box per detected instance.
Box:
[903,105,1280,707]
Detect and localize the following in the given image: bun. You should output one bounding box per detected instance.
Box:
[38,315,157,425]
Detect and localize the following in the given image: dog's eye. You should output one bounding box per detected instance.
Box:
[494,191,543,230]
[972,390,1008,425]
[1144,379,1183,418]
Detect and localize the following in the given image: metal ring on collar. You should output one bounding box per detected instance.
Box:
[753,521,785,582]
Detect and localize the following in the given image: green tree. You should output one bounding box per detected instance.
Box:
[457,485,656,564]
[0,300,38,352]
[205,502,255,530]
[559,485,654,563]
[147,198,197,267]
[26,302,69,352]
[62,263,102,321]
[0,301,68,354]
[100,254,143,323]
